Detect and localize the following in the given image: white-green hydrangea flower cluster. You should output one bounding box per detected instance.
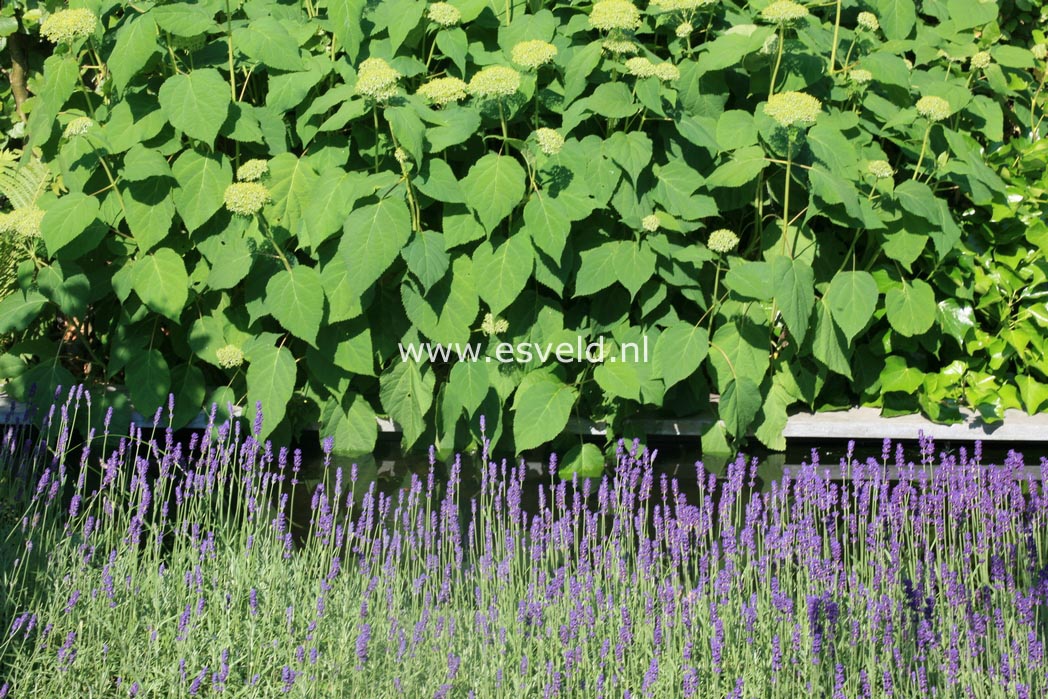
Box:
[417,77,469,106]
[236,159,268,182]
[760,34,779,55]
[512,40,558,69]
[676,21,693,38]
[0,208,45,239]
[63,116,94,139]
[849,69,873,85]
[534,128,564,156]
[481,313,509,336]
[651,0,715,11]
[641,215,660,232]
[40,8,97,44]
[1033,44,1047,61]
[764,91,822,128]
[427,2,462,26]
[969,51,991,70]
[760,0,809,24]
[867,160,894,179]
[625,57,679,81]
[916,95,951,122]
[589,0,641,31]
[394,148,411,166]
[215,345,245,369]
[856,11,879,31]
[708,228,740,254]
[354,58,401,102]
[467,66,521,99]
[224,182,271,216]
[602,39,639,55]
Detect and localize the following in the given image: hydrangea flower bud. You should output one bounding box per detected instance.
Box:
[427,2,462,26]
[708,229,740,254]
[760,0,809,24]
[215,345,245,369]
[468,66,521,99]
[40,9,97,44]
[676,22,693,38]
[589,0,642,31]
[417,77,469,106]
[224,182,271,216]
[602,39,639,55]
[481,313,509,336]
[849,69,873,85]
[512,40,558,69]
[867,160,894,179]
[653,62,681,81]
[763,91,822,128]
[626,57,656,78]
[915,95,951,122]
[534,128,564,155]
[1033,44,1047,61]
[856,11,879,31]
[969,51,991,70]
[237,159,269,182]
[354,58,401,102]
[642,215,660,232]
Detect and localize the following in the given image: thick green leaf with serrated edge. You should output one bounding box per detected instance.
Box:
[586,82,638,118]
[109,15,159,93]
[447,361,489,417]
[380,360,435,447]
[402,256,478,345]
[200,230,253,290]
[719,376,761,437]
[558,443,605,479]
[172,150,232,232]
[462,154,526,233]
[126,349,171,417]
[246,344,297,439]
[339,196,412,295]
[402,230,450,293]
[653,322,708,389]
[876,0,916,40]
[0,291,48,334]
[266,153,319,233]
[706,145,767,188]
[41,193,99,256]
[825,270,878,341]
[880,355,924,393]
[653,161,714,220]
[238,17,304,71]
[574,243,618,297]
[443,204,486,249]
[152,3,217,35]
[158,69,231,147]
[1015,375,1048,414]
[265,265,324,346]
[125,178,176,252]
[523,194,571,259]
[38,265,89,316]
[885,279,936,337]
[594,360,641,400]
[319,256,363,322]
[322,393,377,455]
[603,131,652,183]
[512,372,578,451]
[132,248,188,322]
[754,378,792,450]
[122,144,171,182]
[327,0,365,63]
[716,110,758,150]
[415,159,464,204]
[708,321,769,392]
[27,56,78,152]
[473,235,533,315]
[772,256,814,343]
[812,301,852,378]
[723,260,773,300]
[188,315,225,366]
[613,241,655,299]
[268,68,325,113]
[385,106,425,163]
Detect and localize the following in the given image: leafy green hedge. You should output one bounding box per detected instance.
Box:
[0,0,1047,462]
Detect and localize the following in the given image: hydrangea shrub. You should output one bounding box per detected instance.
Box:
[0,0,1047,460]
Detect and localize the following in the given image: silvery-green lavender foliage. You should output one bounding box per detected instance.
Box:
[1,390,1046,696]
[1,1,1048,459]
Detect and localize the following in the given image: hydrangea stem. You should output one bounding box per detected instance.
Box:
[912,124,932,180]
[828,0,842,75]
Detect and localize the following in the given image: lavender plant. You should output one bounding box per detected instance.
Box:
[1,389,1046,697]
